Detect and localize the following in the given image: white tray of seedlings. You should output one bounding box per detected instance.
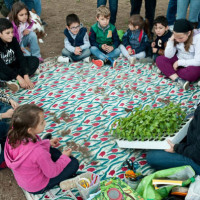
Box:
[109,103,192,150]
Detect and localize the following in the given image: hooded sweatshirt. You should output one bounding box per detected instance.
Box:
[4,135,71,192]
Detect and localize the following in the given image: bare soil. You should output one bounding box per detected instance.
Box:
[0,0,168,199]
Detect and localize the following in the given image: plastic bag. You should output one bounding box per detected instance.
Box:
[186,175,200,200]
[136,165,195,200]
[117,30,124,41]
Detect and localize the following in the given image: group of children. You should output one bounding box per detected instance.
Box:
[0,1,200,196]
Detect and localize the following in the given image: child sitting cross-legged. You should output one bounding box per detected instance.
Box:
[4,104,79,194]
[0,18,39,91]
[152,16,172,62]
[89,5,121,68]
[57,14,91,63]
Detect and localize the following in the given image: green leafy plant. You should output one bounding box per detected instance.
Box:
[109,102,186,141]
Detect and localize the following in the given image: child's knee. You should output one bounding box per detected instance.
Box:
[70,157,79,171]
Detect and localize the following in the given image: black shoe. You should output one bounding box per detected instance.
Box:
[41,19,47,26]
[42,133,52,140]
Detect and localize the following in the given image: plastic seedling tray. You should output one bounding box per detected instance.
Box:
[117,118,192,150]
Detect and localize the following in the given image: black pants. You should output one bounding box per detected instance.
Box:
[30,147,79,194]
[130,0,157,31]
[0,56,39,81]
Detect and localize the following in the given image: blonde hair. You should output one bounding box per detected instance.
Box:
[96,5,110,18]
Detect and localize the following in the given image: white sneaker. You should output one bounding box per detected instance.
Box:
[157,68,162,74]
[169,25,174,31]
[128,56,136,65]
[57,56,69,63]
[198,80,200,87]
[6,80,20,92]
[34,69,40,75]
[83,57,91,63]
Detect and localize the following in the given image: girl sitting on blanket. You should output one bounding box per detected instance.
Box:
[156,19,200,91]
[4,104,79,194]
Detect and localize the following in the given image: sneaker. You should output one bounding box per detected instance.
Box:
[83,57,91,63]
[41,133,52,140]
[139,57,154,64]
[57,56,69,63]
[198,80,200,87]
[41,19,47,26]
[34,69,40,75]
[39,57,44,63]
[128,56,136,65]
[174,77,189,90]
[60,172,87,190]
[107,57,117,68]
[6,80,20,92]
[92,59,104,67]
[157,68,162,74]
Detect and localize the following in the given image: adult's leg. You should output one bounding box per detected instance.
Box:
[23,56,39,76]
[108,0,118,25]
[34,0,41,16]
[145,0,157,31]
[166,0,177,26]
[72,49,91,62]
[130,0,142,16]
[188,0,200,23]
[21,32,41,58]
[21,0,35,11]
[106,47,121,59]
[97,0,107,7]
[147,150,200,175]
[90,46,107,61]
[61,48,74,61]
[176,0,189,19]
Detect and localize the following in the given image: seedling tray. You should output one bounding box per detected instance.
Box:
[117,118,192,150]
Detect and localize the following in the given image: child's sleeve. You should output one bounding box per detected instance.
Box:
[80,32,90,50]
[89,27,101,49]
[64,37,76,53]
[122,31,131,49]
[35,147,71,178]
[164,40,177,58]
[112,28,120,49]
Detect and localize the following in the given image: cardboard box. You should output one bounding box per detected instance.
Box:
[117,119,192,150]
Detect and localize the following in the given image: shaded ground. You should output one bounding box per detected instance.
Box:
[0,0,168,199]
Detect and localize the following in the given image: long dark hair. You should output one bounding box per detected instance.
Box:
[129,14,151,39]
[8,104,43,148]
[8,2,31,27]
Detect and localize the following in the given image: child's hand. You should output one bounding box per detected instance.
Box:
[101,44,107,51]
[152,48,158,53]
[17,75,29,89]
[165,140,175,153]
[50,138,60,147]
[105,45,114,53]
[24,75,34,89]
[173,61,179,71]
[169,34,175,41]
[9,99,19,109]
[62,148,72,157]
[2,109,14,118]
[21,47,26,54]
[23,29,30,35]
[74,47,82,55]
[128,48,133,55]
[151,42,156,48]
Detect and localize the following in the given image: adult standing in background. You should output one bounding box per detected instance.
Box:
[97,0,118,25]
[130,0,157,31]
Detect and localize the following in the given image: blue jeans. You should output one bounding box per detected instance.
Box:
[130,0,157,31]
[90,46,120,61]
[147,150,200,175]
[177,0,200,23]
[21,0,41,16]
[166,0,177,26]
[62,48,91,62]
[97,0,118,25]
[30,147,79,194]
[20,31,41,58]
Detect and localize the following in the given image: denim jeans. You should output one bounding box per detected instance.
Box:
[166,0,177,26]
[62,48,91,62]
[97,0,118,25]
[147,150,200,175]
[130,0,157,30]
[90,46,121,61]
[30,147,79,194]
[177,0,200,23]
[20,31,41,58]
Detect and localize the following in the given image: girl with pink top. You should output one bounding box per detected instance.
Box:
[4,104,79,194]
[8,2,43,62]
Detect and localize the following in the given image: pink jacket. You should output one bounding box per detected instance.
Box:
[4,136,71,192]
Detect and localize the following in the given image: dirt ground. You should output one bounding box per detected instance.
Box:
[0,0,168,199]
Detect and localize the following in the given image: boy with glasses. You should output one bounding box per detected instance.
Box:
[57,14,91,63]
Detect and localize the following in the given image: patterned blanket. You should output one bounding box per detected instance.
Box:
[6,56,199,200]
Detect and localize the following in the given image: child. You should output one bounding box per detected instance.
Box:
[4,104,79,194]
[120,14,150,65]
[156,19,200,90]
[0,18,39,91]
[0,90,18,170]
[147,105,200,175]
[57,14,91,63]
[152,16,172,62]
[8,2,43,62]
[89,5,121,68]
